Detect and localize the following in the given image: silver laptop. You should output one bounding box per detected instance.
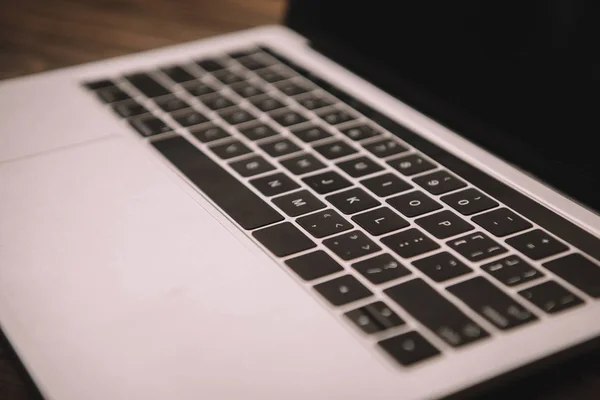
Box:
[1,1,599,399]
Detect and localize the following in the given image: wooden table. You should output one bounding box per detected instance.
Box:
[1,1,599,399]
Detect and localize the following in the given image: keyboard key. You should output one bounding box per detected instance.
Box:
[280,153,326,175]
[219,107,256,125]
[292,125,332,143]
[381,228,440,259]
[238,123,278,141]
[385,279,489,347]
[314,275,373,306]
[361,173,412,197]
[352,254,411,284]
[272,190,326,217]
[506,229,568,260]
[302,171,351,194]
[363,139,408,158]
[285,250,343,281]
[199,93,236,110]
[324,230,381,260]
[236,56,269,71]
[447,232,507,262]
[413,170,466,195]
[412,252,472,282]
[346,301,405,334]
[250,172,300,197]
[336,156,383,178]
[96,86,130,103]
[155,95,189,112]
[270,109,308,127]
[152,136,283,230]
[448,277,537,330]
[229,49,260,59]
[318,108,357,125]
[387,191,442,217]
[482,255,543,287]
[297,209,353,238]
[326,188,380,215]
[249,95,286,112]
[259,138,302,157]
[274,80,311,96]
[213,70,245,85]
[125,72,170,98]
[190,124,230,143]
[295,93,333,110]
[196,58,226,72]
[172,109,209,127]
[230,81,264,98]
[253,222,315,257]
[352,207,409,236]
[129,115,171,137]
[388,154,435,176]
[340,124,381,141]
[84,79,113,90]
[229,155,275,177]
[472,208,533,237]
[112,100,148,118]
[314,140,357,160]
[182,81,216,97]
[209,140,252,160]
[378,331,441,366]
[255,67,290,83]
[415,210,475,239]
[519,281,584,314]
[543,253,600,297]
[161,66,195,83]
[441,188,499,216]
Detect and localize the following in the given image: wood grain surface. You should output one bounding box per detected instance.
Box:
[1,1,599,399]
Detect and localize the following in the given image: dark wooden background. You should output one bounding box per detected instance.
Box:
[1,0,600,399]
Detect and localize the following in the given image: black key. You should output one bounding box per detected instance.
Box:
[285,250,343,281]
[506,229,568,260]
[272,190,326,217]
[412,252,472,282]
[336,156,383,178]
[182,81,216,97]
[378,331,441,366]
[213,70,245,85]
[255,67,290,83]
[172,109,209,127]
[363,139,408,158]
[274,80,311,96]
[112,100,148,118]
[190,124,230,143]
[253,222,315,257]
[259,138,302,157]
[229,49,258,59]
[340,124,381,141]
[238,123,279,141]
[314,275,373,306]
[196,58,226,72]
[229,155,275,177]
[318,108,357,125]
[413,170,466,195]
[209,140,252,160]
[161,66,195,83]
[323,230,381,260]
[352,207,409,236]
[236,56,269,71]
[155,95,189,112]
[441,188,499,216]
[448,232,508,262]
[129,115,171,137]
[381,228,440,259]
[250,172,300,197]
[472,208,533,237]
[543,253,600,297]
[326,188,380,215]
[314,140,357,160]
[352,254,411,284]
[519,281,584,314]
[296,93,333,110]
[200,94,236,110]
[385,279,489,347]
[387,191,442,217]
[361,173,412,197]
[250,95,286,112]
[152,136,283,230]
[125,73,170,98]
[219,107,256,125]
[96,86,130,103]
[482,255,543,287]
[346,301,405,334]
[297,209,353,238]
[292,125,332,143]
[230,81,264,98]
[270,109,308,127]
[280,153,326,175]
[388,154,435,176]
[448,277,537,330]
[303,171,351,194]
[84,79,113,90]
[415,210,475,239]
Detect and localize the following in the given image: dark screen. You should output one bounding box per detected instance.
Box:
[286,1,600,212]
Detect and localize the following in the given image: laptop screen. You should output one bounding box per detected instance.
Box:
[286,1,600,212]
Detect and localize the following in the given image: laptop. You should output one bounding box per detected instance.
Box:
[1,1,599,399]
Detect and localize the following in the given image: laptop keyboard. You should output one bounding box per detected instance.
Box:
[84,46,600,367]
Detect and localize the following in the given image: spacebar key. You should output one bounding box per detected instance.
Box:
[152,136,284,230]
